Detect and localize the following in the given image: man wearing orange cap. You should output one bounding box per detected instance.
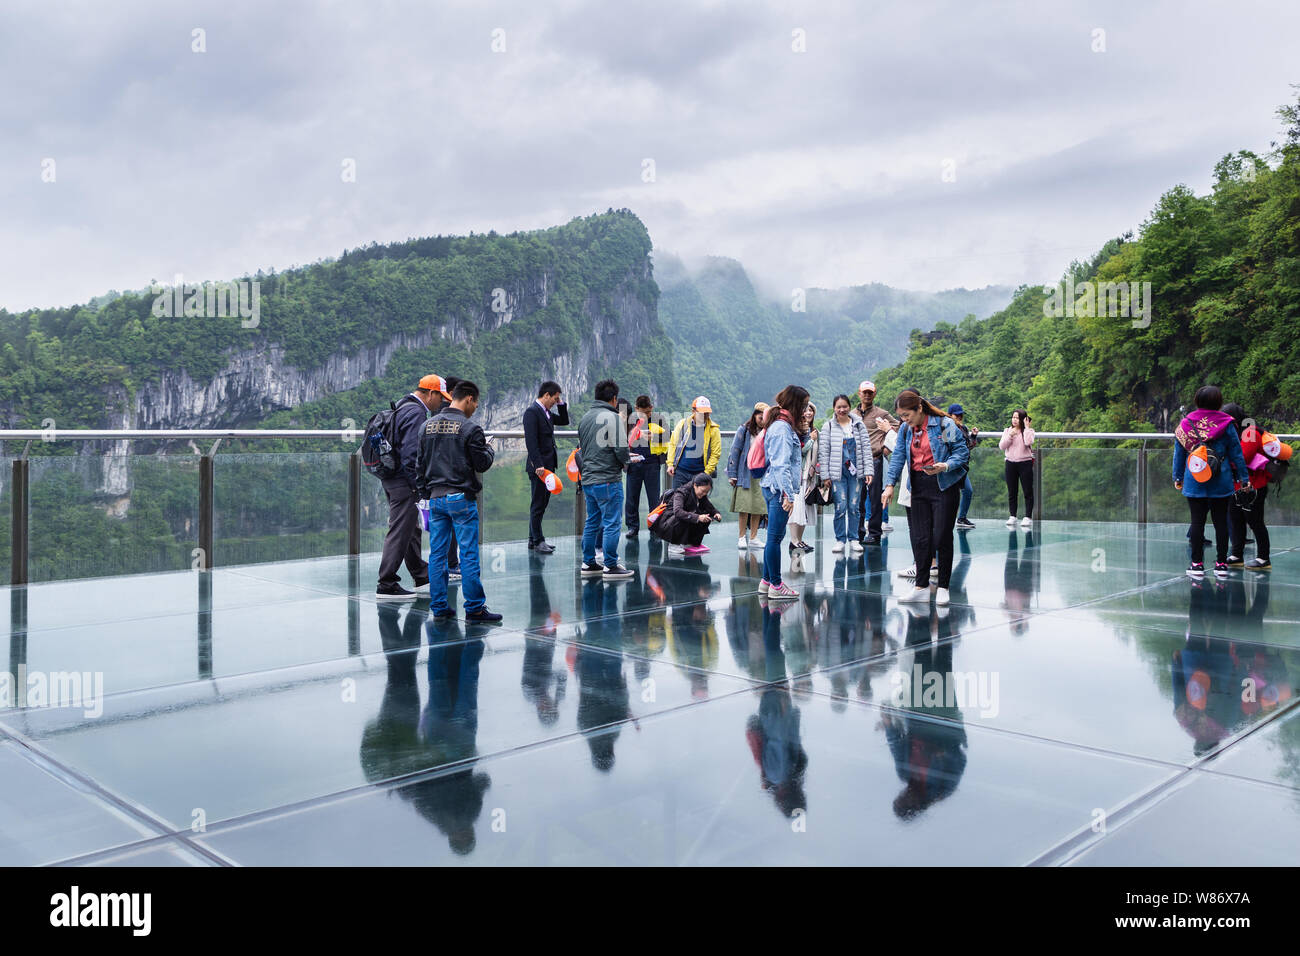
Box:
[377,374,453,600]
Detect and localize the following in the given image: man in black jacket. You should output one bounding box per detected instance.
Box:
[416,380,502,623]
[377,373,452,600]
[523,380,568,553]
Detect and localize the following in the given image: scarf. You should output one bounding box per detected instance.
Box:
[1175,410,1233,451]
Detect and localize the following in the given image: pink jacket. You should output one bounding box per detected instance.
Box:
[999,426,1035,462]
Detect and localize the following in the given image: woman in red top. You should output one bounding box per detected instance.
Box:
[1223,402,1271,571]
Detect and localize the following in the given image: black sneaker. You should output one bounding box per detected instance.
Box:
[865,535,881,546]
[626,529,639,539]
[956,518,976,530]
[432,608,457,620]
[447,571,462,583]
[533,541,555,554]
[580,562,605,577]
[1214,561,1229,578]
[465,608,503,624]
[603,564,635,580]
[1225,555,1244,568]
[1245,558,1272,572]
[376,584,417,601]
[1187,562,1205,578]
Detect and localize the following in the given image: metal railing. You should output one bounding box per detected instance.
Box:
[3,428,1295,586]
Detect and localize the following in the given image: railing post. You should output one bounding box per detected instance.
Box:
[1034,446,1044,521]
[10,458,28,586]
[574,482,585,539]
[1136,443,1148,525]
[348,452,362,555]
[199,454,214,570]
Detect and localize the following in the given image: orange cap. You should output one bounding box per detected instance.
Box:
[418,374,453,400]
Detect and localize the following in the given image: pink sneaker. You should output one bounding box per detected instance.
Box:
[684,544,710,555]
[767,581,799,601]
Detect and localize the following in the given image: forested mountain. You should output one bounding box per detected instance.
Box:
[0,209,679,437]
[656,253,1013,426]
[871,94,1300,436]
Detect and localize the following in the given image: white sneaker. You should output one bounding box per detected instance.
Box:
[831,541,845,553]
[881,523,893,533]
[738,536,748,550]
[1020,516,1033,528]
[667,544,685,556]
[751,535,766,549]
[849,540,864,554]
[935,587,950,606]
[897,564,917,578]
[899,587,929,603]
[1005,515,1017,528]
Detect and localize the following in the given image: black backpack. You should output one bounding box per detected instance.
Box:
[361,397,417,479]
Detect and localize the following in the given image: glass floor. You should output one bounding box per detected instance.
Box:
[3,518,1299,866]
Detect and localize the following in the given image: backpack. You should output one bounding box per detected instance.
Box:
[361,396,418,479]
[646,489,674,530]
[746,428,767,472]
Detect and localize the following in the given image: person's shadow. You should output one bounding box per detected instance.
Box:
[359,606,491,856]
[1174,575,1289,757]
[880,605,968,820]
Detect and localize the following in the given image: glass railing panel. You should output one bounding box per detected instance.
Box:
[26,452,200,582]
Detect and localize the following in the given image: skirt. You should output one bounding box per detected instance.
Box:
[731,480,766,515]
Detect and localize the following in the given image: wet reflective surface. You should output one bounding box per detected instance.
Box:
[3,518,1298,865]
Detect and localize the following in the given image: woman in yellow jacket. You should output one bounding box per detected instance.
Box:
[667,396,723,492]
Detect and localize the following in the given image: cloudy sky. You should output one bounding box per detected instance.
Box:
[2,0,1297,311]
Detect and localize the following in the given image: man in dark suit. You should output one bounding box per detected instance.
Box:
[523,380,569,553]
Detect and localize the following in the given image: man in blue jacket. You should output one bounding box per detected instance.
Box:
[378,373,452,600]
[523,380,568,553]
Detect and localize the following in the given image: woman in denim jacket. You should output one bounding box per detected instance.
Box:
[881,392,970,606]
[759,385,810,601]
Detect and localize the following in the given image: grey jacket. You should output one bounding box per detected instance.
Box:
[576,400,630,485]
[818,416,872,481]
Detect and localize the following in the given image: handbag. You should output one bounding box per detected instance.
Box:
[804,482,832,508]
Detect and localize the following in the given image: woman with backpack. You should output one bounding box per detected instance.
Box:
[1173,386,1248,578]
[759,386,810,602]
[787,402,820,554]
[999,409,1035,528]
[667,396,722,491]
[881,392,970,606]
[819,394,872,554]
[1222,402,1278,572]
[727,402,769,551]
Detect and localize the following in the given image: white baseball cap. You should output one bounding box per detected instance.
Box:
[859,380,876,393]
[692,395,712,412]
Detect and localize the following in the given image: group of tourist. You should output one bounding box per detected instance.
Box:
[1174,386,1280,577]
[370,371,1284,620]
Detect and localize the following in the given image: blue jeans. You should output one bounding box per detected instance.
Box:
[583,481,624,567]
[762,487,791,586]
[832,475,861,542]
[958,475,973,521]
[429,495,485,614]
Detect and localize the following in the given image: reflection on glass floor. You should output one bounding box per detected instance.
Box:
[2,519,1298,866]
